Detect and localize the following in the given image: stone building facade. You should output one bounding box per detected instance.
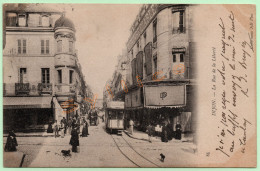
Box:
[3,4,91,132]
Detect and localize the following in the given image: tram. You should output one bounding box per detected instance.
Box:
[105,101,125,134]
[89,109,98,126]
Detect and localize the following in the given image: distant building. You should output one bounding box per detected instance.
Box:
[3,4,91,132]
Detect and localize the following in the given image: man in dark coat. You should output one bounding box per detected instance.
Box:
[61,117,67,135]
[167,122,173,141]
[175,122,182,140]
[161,124,168,143]
[5,130,18,152]
[70,127,79,152]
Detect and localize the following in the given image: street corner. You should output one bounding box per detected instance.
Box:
[3,151,25,168]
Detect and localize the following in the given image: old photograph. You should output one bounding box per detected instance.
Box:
[2,3,256,168]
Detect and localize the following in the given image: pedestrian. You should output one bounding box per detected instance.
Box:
[175,122,182,140]
[147,123,152,143]
[81,122,88,137]
[161,123,168,143]
[60,120,64,138]
[61,117,67,135]
[5,130,18,152]
[129,119,134,135]
[47,121,53,133]
[54,120,59,138]
[167,122,173,141]
[67,117,72,135]
[70,127,79,152]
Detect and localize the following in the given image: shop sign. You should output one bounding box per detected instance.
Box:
[144,85,186,107]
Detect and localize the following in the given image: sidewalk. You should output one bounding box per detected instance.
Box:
[3,132,55,137]
[124,128,193,143]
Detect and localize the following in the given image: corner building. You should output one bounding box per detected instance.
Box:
[125,4,197,138]
[3,4,89,132]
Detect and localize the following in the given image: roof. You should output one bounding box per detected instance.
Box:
[3,96,53,109]
[4,3,61,13]
[54,15,75,31]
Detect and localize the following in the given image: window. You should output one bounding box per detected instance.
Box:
[41,68,50,84]
[40,15,49,27]
[172,10,185,33]
[41,40,50,54]
[137,41,139,51]
[69,70,74,84]
[23,40,26,53]
[153,20,157,43]
[46,40,49,54]
[172,53,185,62]
[173,54,176,62]
[57,70,62,83]
[18,39,26,54]
[131,49,134,59]
[18,14,26,27]
[57,40,62,53]
[180,53,184,62]
[41,40,44,54]
[19,68,27,83]
[153,55,157,74]
[6,13,17,26]
[69,41,73,53]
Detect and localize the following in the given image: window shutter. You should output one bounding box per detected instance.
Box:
[144,42,153,77]
[131,58,137,85]
[136,51,143,79]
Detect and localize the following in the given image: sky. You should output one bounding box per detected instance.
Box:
[53,4,141,98]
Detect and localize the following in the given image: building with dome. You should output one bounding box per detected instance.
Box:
[3,4,91,132]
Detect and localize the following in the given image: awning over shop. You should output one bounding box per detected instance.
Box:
[144,85,186,108]
[3,96,52,109]
[145,105,185,109]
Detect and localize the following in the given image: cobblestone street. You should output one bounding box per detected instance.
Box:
[4,121,198,167]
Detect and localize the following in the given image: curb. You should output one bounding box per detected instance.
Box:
[3,134,55,137]
[123,130,149,142]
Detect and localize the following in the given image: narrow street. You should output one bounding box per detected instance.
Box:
[4,120,198,167]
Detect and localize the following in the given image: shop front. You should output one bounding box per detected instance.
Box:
[3,96,53,132]
[143,83,193,138]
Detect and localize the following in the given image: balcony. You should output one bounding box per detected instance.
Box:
[38,83,52,95]
[15,83,30,95]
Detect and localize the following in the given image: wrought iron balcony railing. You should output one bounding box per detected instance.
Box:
[38,83,52,95]
[15,83,30,95]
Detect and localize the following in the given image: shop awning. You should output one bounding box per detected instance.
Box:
[144,105,185,109]
[3,96,53,109]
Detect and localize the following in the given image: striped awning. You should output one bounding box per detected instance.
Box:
[3,96,52,109]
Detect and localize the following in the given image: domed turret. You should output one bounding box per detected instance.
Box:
[54,14,75,31]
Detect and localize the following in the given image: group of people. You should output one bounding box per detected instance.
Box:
[47,116,90,153]
[147,121,182,143]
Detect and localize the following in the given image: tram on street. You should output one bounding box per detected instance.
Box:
[105,101,125,135]
[89,109,98,126]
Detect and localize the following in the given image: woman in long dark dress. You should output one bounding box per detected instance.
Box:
[81,122,88,137]
[161,124,168,143]
[47,122,53,133]
[175,122,182,140]
[70,127,79,152]
[5,130,18,152]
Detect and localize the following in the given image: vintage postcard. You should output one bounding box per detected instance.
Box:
[2,3,256,168]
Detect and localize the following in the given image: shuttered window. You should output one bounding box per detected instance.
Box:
[144,42,153,77]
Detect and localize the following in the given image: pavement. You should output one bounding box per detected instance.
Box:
[3,151,25,167]
[3,121,199,167]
